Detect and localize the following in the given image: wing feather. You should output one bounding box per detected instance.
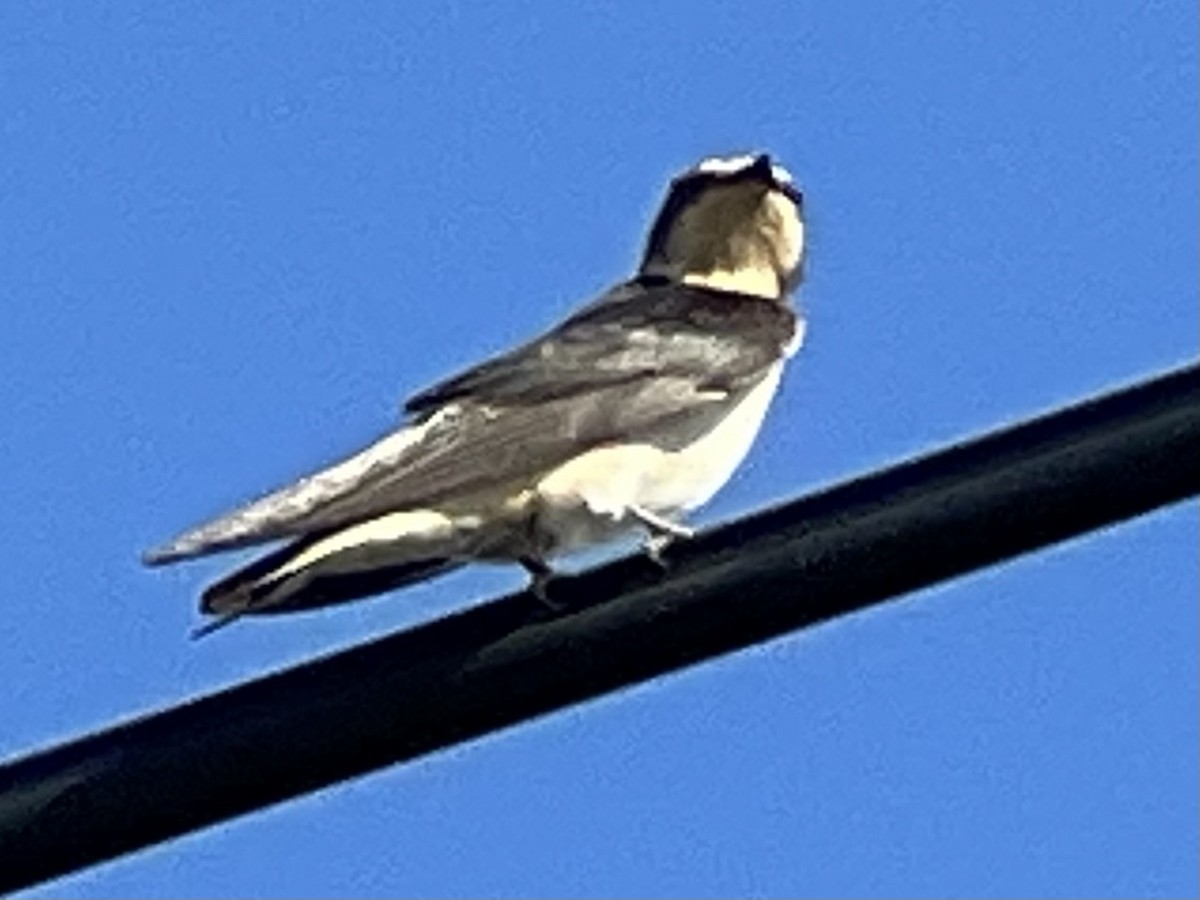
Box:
[145,281,795,565]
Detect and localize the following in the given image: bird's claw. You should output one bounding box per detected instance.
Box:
[644,533,674,568]
[629,505,694,568]
[520,555,564,610]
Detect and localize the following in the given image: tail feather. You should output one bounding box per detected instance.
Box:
[194,533,462,637]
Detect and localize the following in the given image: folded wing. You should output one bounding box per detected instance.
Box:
[145,281,796,565]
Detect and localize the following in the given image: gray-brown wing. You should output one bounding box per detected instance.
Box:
[145,281,795,565]
[404,279,795,413]
[143,375,731,565]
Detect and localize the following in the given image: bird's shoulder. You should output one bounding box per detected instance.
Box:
[404,278,797,415]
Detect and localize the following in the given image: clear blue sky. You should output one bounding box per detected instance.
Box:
[2,2,1196,897]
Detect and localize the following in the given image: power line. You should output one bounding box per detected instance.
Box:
[1,362,1196,893]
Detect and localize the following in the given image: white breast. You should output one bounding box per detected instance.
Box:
[637,361,784,513]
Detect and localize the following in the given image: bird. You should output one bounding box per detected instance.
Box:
[145,152,807,636]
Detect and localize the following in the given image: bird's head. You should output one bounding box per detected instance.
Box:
[639,153,805,301]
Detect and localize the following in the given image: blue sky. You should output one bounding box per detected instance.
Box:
[1,2,1196,896]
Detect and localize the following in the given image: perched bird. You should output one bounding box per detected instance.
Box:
[145,152,807,635]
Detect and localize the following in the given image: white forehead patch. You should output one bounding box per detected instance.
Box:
[695,154,758,175]
[694,154,796,189]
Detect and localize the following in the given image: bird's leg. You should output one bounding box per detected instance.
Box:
[519,555,562,609]
[628,505,695,567]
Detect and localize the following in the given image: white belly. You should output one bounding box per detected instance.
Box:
[640,361,784,511]
[531,362,784,554]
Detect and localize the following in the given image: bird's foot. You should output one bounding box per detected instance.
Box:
[519,555,564,610]
[628,505,694,568]
[643,533,675,568]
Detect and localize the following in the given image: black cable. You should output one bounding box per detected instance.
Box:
[1,362,1196,894]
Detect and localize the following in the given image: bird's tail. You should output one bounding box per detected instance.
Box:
[193,535,463,639]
